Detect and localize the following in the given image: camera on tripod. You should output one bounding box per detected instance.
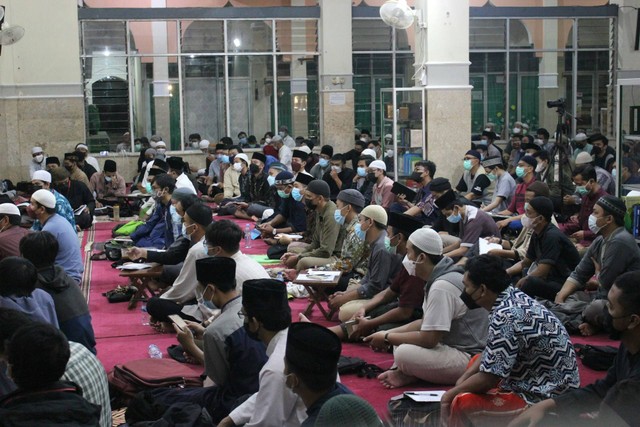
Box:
[546,98,566,109]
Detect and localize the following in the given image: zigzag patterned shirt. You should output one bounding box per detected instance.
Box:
[480,286,580,403]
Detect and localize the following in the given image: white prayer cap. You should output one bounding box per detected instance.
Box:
[32,147,43,154]
[75,143,89,151]
[31,189,56,209]
[361,149,377,158]
[32,170,51,183]
[575,152,593,165]
[298,145,312,154]
[155,141,167,148]
[199,140,210,149]
[408,228,443,256]
[574,133,588,142]
[0,203,20,216]
[369,160,387,171]
[235,153,249,164]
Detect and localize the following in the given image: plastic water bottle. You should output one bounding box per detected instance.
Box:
[244,223,252,248]
[276,271,284,282]
[141,305,149,326]
[148,344,162,359]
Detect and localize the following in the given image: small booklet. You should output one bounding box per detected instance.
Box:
[391,182,417,200]
[479,238,502,255]
[74,204,87,215]
[403,390,446,402]
[116,262,154,271]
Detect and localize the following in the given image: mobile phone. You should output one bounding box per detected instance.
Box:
[168,314,188,331]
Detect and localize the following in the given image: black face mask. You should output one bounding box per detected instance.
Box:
[249,164,260,175]
[604,311,624,340]
[460,289,481,310]
[305,198,318,210]
[410,172,423,183]
[366,172,377,183]
[244,322,260,342]
[591,146,602,156]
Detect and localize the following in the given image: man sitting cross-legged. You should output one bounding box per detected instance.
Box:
[127,257,268,425]
[441,255,579,427]
[363,228,488,389]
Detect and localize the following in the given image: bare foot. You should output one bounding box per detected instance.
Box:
[378,369,417,389]
[579,322,596,336]
[299,313,311,322]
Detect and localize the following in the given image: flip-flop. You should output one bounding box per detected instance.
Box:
[90,252,107,261]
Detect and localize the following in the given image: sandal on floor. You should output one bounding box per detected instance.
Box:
[357,363,385,379]
[90,251,107,261]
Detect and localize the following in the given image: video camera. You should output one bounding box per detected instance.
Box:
[546,98,566,109]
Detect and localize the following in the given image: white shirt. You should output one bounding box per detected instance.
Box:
[232,250,270,293]
[141,160,154,188]
[161,238,208,304]
[283,134,296,149]
[175,173,197,194]
[229,329,307,427]
[86,155,101,173]
[279,145,293,171]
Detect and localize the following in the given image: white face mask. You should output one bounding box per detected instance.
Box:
[521,215,537,230]
[331,166,342,174]
[265,138,272,144]
[534,138,544,145]
[588,214,603,235]
[535,162,546,173]
[402,255,417,277]
[513,127,522,134]
[386,149,394,158]
[150,141,158,148]
[157,148,166,155]
[233,162,243,172]
[33,154,44,163]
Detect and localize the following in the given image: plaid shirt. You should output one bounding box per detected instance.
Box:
[61,342,111,427]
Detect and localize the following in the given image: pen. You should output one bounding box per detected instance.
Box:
[404,392,441,396]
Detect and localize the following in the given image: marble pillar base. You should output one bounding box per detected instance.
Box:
[426,88,471,183]
[321,90,354,154]
[0,97,84,182]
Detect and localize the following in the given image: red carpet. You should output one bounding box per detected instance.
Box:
[88,218,612,422]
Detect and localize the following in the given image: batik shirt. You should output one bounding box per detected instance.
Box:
[480,286,579,403]
[336,217,370,276]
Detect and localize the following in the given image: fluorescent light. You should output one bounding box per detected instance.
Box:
[233,38,241,48]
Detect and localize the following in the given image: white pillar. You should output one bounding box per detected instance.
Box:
[319,0,354,153]
[152,0,171,145]
[420,0,472,182]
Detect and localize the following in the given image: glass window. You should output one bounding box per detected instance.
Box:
[227,20,273,53]
[181,20,224,54]
[276,20,317,53]
[352,19,392,51]
[470,19,506,50]
[577,18,611,49]
[82,21,127,56]
[129,21,178,55]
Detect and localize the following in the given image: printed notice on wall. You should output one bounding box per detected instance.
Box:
[329,93,346,105]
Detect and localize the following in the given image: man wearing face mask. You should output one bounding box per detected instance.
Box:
[495,155,537,230]
[505,135,524,175]
[573,151,615,196]
[275,173,317,253]
[481,156,515,214]
[218,279,306,427]
[560,165,608,248]
[281,180,344,271]
[571,132,592,161]
[278,125,295,149]
[131,174,176,249]
[217,153,252,216]
[51,167,95,231]
[272,135,293,172]
[510,270,640,427]
[237,131,248,147]
[436,190,499,260]
[364,228,488,388]
[481,131,503,159]
[30,170,76,232]
[391,161,438,225]
[506,196,581,300]
[153,141,167,162]
[284,323,352,427]
[310,145,333,180]
[89,160,126,206]
[442,255,578,427]
[0,204,29,261]
[146,203,213,324]
[29,147,47,179]
[532,150,576,210]
[206,143,228,193]
[328,205,401,321]
[456,150,492,207]
[258,172,306,241]
[324,212,425,342]
[62,152,90,188]
[232,152,275,221]
[369,160,395,210]
[322,154,355,202]
[290,149,311,179]
[589,133,616,172]
[129,257,267,426]
[350,155,375,206]
[554,195,640,336]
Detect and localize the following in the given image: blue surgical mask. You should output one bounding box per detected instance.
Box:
[447,212,462,223]
[277,189,289,199]
[576,185,588,196]
[612,168,617,179]
[267,175,276,186]
[182,223,194,240]
[515,166,526,178]
[524,202,530,212]
[354,223,367,240]
[144,182,152,194]
[279,131,286,138]
[220,155,230,164]
[319,158,329,168]
[357,167,367,177]
[202,243,210,257]
[463,159,472,171]
[239,137,247,144]
[135,143,142,151]
[292,188,303,202]
[487,172,496,181]
[333,207,346,225]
